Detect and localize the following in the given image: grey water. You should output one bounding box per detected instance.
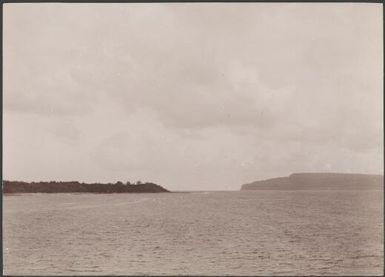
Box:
[3,190,383,275]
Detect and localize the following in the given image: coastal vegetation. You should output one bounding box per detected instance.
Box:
[3,180,169,193]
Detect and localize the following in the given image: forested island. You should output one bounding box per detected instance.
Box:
[3,180,169,194]
[242,173,383,190]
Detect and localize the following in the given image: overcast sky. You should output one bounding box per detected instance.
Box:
[3,3,383,191]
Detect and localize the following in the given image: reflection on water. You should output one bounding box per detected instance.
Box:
[3,190,383,275]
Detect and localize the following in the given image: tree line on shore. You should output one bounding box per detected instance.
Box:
[3,180,169,193]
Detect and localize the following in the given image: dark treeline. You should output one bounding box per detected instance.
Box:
[3,180,169,193]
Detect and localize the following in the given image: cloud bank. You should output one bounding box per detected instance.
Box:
[3,3,383,190]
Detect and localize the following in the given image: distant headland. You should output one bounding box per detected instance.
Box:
[3,180,169,194]
[241,173,384,190]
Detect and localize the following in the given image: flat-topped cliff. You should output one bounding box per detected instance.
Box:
[241,173,383,190]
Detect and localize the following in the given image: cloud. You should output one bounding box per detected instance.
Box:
[3,3,383,190]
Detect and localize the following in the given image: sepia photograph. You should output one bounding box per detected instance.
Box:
[2,2,384,276]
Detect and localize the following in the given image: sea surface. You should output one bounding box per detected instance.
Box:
[3,190,384,275]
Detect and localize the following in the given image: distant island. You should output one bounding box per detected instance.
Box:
[3,180,169,194]
[241,173,384,190]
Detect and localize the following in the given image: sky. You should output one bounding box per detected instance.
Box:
[3,3,383,191]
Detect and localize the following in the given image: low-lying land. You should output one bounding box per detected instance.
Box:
[3,180,169,193]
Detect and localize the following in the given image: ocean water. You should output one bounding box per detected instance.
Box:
[3,190,383,275]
